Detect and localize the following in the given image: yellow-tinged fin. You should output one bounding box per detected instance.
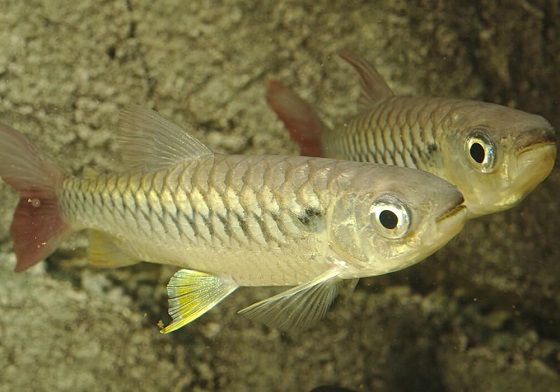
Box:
[160,269,238,333]
[118,106,214,171]
[88,230,140,268]
[238,269,342,331]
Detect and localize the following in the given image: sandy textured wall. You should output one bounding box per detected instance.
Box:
[0,1,559,391]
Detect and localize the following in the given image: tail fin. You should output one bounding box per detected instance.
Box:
[265,79,323,157]
[0,123,70,272]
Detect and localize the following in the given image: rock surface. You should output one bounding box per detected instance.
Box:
[1,1,559,391]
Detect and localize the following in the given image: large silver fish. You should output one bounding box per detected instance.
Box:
[266,50,557,217]
[0,106,466,332]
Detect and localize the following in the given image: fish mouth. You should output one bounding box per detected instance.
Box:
[436,202,467,223]
[514,127,557,156]
[436,189,466,223]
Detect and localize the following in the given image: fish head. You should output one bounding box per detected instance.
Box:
[444,103,556,217]
[328,165,467,279]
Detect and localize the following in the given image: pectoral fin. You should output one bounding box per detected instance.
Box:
[238,269,342,331]
[160,269,238,333]
[338,278,359,303]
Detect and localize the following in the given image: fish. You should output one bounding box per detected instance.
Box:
[266,49,557,218]
[0,106,467,332]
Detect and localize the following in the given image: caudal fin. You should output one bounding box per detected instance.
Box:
[0,123,70,272]
[265,79,323,157]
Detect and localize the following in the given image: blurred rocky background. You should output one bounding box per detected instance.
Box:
[0,1,559,391]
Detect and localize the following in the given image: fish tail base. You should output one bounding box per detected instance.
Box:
[265,79,323,157]
[0,123,70,271]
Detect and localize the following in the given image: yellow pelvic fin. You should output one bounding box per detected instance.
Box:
[160,269,238,333]
[238,269,342,331]
[88,230,140,268]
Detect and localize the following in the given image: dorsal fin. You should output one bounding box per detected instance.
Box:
[118,105,214,171]
[339,49,394,111]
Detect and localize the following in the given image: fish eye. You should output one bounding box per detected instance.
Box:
[370,195,411,239]
[466,130,496,173]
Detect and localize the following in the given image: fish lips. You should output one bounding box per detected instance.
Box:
[513,126,557,157]
[513,126,557,186]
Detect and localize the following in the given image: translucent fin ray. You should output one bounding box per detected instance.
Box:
[265,79,323,157]
[118,106,213,171]
[160,269,238,333]
[88,230,140,268]
[0,123,70,271]
[339,49,394,111]
[238,269,342,331]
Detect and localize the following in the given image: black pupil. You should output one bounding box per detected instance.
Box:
[379,210,398,230]
[470,142,485,164]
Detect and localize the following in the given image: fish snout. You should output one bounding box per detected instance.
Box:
[514,126,557,156]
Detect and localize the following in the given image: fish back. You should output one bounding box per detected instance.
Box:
[322,96,463,173]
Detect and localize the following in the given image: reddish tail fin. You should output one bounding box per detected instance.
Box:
[0,123,70,272]
[265,79,323,157]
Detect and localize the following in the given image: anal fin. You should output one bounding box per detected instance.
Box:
[160,269,238,333]
[88,230,140,268]
[238,269,342,331]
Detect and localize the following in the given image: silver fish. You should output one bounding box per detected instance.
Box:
[266,49,557,217]
[0,106,466,332]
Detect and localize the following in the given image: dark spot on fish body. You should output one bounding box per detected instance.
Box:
[298,208,325,232]
[427,143,438,155]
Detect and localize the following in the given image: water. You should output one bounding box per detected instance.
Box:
[0,1,559,391]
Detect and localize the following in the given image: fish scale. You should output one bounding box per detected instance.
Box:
[266,50,555,218]
[59,155,342,285]
[0,106,467,331]
[331,97,466,172]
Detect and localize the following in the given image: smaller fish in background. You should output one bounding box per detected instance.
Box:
[0,106,467,333]
[266,49,557,218]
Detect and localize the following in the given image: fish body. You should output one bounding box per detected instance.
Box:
[0,106,466,332]
[266,50,557,217]
[64,154,461,285]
